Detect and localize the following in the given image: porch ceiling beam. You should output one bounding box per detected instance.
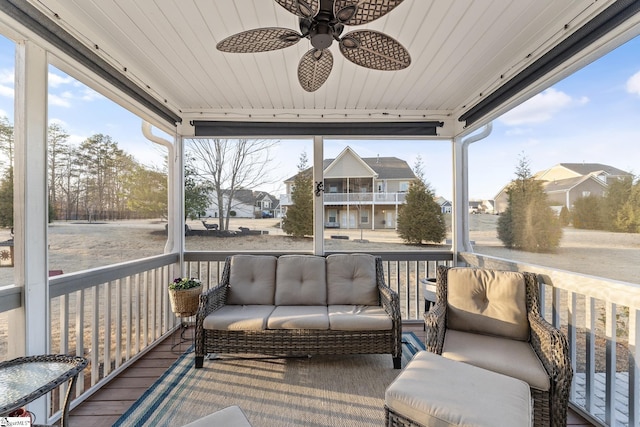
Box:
[1,0,182,127]
[192,120,444,138]
[459,0,640,127]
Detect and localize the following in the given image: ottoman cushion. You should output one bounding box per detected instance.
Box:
[385,351,531,427]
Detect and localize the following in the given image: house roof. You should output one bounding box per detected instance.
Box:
[556,163,632,177]
[362,157,416,180]
[541,175,607,193]
[5,1,639,138]
[219,189,280,208]
[286,153,416,182]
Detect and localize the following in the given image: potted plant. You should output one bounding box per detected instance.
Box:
[168,277,203,317]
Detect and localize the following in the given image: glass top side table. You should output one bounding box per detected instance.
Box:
[0,354,88,426]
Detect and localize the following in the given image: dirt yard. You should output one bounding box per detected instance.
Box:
[1,214,638,284]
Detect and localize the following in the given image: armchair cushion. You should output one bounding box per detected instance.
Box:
[442,329,550,391]
[446,268,529,341]
[326,254,378,306]
[227,255,277,305]
[275,255,327,305]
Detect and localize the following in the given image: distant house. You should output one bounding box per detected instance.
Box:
[435,196,452,214]
[468,200,495,214]
[494,162,632,213]
[281,146,418,229]
[205,189,280,218]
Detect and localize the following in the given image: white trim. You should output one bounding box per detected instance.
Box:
[13,39,50,421]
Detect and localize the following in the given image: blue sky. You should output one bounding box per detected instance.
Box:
[1,33,639,201]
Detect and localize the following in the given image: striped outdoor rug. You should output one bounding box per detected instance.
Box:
[113,332,425,427]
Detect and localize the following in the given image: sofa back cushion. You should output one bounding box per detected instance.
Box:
[227,255,277,305]
[446,268,529,341]
[326,254,379,306]
[275,255,327,305]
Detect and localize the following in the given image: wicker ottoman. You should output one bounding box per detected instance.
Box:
[182,405,253,427]
[385,351,531,427]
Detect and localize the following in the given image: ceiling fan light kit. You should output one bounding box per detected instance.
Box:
[216,0,411,92]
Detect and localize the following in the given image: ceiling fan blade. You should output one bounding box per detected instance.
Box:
[339,30,410,70]
[217,28,302,53]
[334,0,405,25]
[274,0,320,19]
[298,49,333,92]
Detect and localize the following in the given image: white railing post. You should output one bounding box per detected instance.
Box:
[604,302,617,425]
[630,308,639,426]
[585,297,596,415]
[568,292,577,400]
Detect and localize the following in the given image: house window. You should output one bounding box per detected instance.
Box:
[399,181,409,192]
[360,210,369,224]
[329,185,338,193]
[328,210,337,222]
[582,191,591,197]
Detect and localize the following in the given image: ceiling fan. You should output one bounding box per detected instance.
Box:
[216,0,411,92]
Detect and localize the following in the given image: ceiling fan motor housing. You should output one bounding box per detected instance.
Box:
[310,22,333,49]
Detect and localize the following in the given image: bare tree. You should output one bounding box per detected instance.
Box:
[48,123,70,218]
[185,138,279,230]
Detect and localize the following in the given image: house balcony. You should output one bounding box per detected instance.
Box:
[280,192,407,206]
[0,250,634,426]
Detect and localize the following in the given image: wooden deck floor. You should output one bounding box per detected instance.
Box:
[69,324,595,426]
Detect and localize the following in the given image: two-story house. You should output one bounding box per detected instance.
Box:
[281,147,417,230]
[494,162,633,213]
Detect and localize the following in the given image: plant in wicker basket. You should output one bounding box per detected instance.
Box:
[168,277,202,317]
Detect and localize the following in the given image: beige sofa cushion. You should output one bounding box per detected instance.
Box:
[326,254,378,306]
[328,305,392,330]
[442,329,550,391]
[385,351,531,427]
[227,255,277,305]
[446,267,529,341]
[203,305,275,331]
[275,255,327,305]
[267,306,329,330]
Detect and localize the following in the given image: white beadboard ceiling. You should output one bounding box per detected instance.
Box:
[16,0,640,136]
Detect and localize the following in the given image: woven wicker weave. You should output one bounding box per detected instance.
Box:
[195,256,402,369]
[0,354,88,426]
[424,265,572,427]
[169,285,202,317]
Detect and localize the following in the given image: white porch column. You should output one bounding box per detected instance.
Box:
[451,137,467,260]
[452,124,492,261]
[142,122,181,256]
[313,136,323,255]
[12,39,49,420]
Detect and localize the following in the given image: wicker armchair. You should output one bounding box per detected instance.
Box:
[424,265,572,427]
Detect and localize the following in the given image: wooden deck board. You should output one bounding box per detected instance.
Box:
[68,325,595,426]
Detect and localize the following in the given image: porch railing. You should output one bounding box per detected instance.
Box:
[0,253,180,424]
[1,250,637,426]
[460,252,639,427]
[280,192,407,206]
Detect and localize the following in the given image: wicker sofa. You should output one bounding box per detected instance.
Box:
[195,253,402,369]
[424,265,572,427]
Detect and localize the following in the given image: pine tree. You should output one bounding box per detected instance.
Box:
[282,152,313,237]
[396,180,446,244]
[497,154,562,252]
